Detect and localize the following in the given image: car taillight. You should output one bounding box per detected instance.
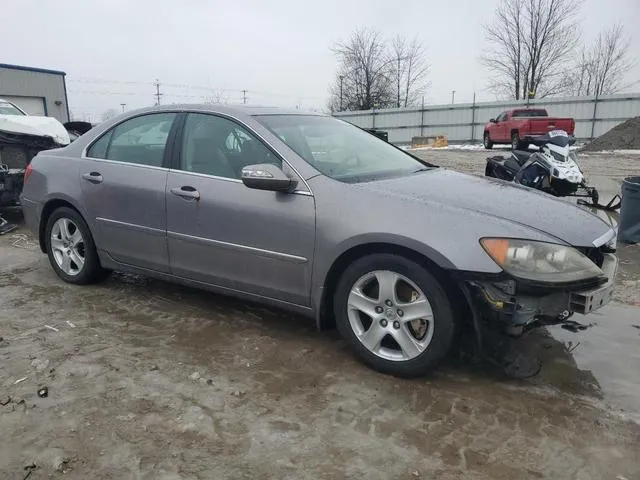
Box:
[24,163,33,183]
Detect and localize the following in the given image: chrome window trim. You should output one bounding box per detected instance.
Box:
[167,169,313,196]
[82,157,169,172]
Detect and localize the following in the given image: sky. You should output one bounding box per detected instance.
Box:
[2,0,639,121]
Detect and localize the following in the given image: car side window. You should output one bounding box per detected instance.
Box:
[87,113,176,167]
[180,113,281,180]
[87,130,112,159]
[496,112,507,122]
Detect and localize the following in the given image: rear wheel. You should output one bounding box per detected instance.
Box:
[511,132,521,150]
[483,132,493,149]
[333,254,456,377]
[45,207,110,284]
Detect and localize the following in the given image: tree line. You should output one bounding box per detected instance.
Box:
[330,0,634,111]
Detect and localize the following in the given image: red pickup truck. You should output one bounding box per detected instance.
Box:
[483,108,575,150]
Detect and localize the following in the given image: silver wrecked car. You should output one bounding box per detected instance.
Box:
[20,105,618,377]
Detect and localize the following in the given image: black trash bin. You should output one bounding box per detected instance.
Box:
[619,176,640,244]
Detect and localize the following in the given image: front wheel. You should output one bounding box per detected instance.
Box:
[333,254,456,377]
[45,207,111,284]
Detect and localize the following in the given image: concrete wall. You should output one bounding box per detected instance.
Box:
[0,64,69,123]
[334,93,640,144]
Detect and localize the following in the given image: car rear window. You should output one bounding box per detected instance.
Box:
[512,109,548,117]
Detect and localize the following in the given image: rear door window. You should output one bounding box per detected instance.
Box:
[87,113,177,167]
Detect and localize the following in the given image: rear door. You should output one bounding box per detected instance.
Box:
[165,112,316,306]
[80,112,178,272]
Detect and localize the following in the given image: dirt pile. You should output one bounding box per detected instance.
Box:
[582,116,640,152]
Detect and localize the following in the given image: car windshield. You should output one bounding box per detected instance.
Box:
[255,114,431,182]
[0,101,26,116]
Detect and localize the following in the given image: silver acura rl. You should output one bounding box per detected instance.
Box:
[20,105,618,376]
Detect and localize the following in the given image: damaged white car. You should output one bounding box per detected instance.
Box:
[0,98,70,208]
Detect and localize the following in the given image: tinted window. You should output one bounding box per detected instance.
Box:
[87,130,112,159]
[88,113,176,166]
[513,109,548,117]
[496,112,507,122]
[180,113,281,179]
[256,115,430,183]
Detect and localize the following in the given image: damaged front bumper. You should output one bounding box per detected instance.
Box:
[463,253,618,335]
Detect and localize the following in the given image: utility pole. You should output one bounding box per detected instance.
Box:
[339,75,344,111]
[241,89,247,104]
[420,95,425,137]
[120,103,126,112]
[451,90,456,104]
[397,57,401,108]
[153,79,163,106]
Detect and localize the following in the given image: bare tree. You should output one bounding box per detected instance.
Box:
[204,89,230,105]
[569,24,633,97]
[482,0,581,99]
[482,0,527,99]
[328,28,395,112]
[389,35,430,108]
[101,108,119,122]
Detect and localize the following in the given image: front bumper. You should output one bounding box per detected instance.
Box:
[465,253,618,332]
[569,253,617,314]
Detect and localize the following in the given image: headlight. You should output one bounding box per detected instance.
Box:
[480,238,603,283]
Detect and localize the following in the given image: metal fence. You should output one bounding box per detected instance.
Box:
[333,92,640,144]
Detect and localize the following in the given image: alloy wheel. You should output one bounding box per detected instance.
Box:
[347,270,435,361]
[50,217,86,276]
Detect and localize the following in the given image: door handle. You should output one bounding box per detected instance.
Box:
[81,172,103,184]
[170,186,200,201]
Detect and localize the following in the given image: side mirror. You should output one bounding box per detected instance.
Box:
[241,164,298,192]
[489,118,496,123]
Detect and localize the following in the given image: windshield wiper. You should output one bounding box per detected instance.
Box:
[412,167,432,174]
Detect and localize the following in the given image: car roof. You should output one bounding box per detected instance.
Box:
[125,104,326,118]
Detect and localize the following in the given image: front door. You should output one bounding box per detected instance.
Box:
[166,113,316,306]
[80,112,178,272]
[494,111,509,142]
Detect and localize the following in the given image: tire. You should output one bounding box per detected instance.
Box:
[333,253,456,377]
[511,132,521,150]
[44,207,111,285]
[483,132,493,150]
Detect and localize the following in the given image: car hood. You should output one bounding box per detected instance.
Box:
[0,114,70,146]
[363,168,614,247]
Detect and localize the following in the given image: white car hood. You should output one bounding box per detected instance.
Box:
[0,114,70,146]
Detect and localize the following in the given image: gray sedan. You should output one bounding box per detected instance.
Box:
[20,105,618,376]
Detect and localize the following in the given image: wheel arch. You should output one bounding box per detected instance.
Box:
[38,196,89,253]
[315,241,469,331]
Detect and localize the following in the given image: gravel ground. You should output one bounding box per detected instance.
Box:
[1,150,640,479]
[581,117,640,152]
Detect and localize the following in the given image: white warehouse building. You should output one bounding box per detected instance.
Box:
[0,63,70,123]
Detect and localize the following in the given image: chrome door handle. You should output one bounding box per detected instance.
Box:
[81,172,103,184]
[170,186,200,201]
